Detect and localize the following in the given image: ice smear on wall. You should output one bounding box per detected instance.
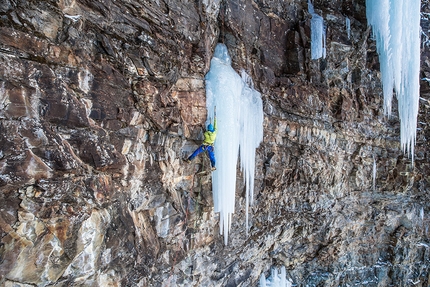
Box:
[205,43,263,244]
[366,0,421,160]
[259,266,292,287]
[308,0,326,60]
[346,17,351,39]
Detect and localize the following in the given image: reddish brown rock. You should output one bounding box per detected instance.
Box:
[0,0,429,286]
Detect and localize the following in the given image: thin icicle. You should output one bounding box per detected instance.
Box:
[372,156,377,192]
[346,17,351,39]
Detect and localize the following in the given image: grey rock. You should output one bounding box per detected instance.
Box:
[0,0,429,286]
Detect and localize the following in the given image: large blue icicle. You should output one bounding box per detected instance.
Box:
[366,0,421,160]
[205,43,263,244]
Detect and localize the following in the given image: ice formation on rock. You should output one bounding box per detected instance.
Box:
[366,0,421,160]
[308,0,326,60]
[346,17,351,39]
[259,266,292,287]
[373,156,377,192]
[205,43,263,244]
[239,70,264,232]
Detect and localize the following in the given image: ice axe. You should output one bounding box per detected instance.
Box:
[210,106,216,124]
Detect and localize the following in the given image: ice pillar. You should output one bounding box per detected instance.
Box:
[205,43,263,244]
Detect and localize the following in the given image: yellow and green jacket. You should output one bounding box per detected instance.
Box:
[203,118,217,145]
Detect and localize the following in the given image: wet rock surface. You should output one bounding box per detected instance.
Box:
[0,0,429,286]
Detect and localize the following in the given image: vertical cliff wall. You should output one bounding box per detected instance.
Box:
[0,0,429,286]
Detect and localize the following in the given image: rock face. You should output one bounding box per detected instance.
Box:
[0,0,429,286]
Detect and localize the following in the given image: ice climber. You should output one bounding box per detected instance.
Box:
[186,116,217,171]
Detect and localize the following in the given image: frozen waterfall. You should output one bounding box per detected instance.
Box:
[366,0,421,160]
[205,43,263,244]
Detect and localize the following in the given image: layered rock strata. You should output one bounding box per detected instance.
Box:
[0,0,429,286]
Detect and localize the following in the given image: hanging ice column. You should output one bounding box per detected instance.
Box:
[366,0,421,160]
[308,0,326,60]
[205,43,263,244]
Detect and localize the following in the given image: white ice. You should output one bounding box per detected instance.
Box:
[366,0,421,161]
[205,43,263,244]
[308,0,326,60]
[259,266,292,287]
[239,70,264,232]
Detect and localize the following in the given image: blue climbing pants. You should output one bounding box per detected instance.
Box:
[188,145,216,168]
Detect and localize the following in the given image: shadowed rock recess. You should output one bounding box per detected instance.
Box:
[0,0,429,286]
